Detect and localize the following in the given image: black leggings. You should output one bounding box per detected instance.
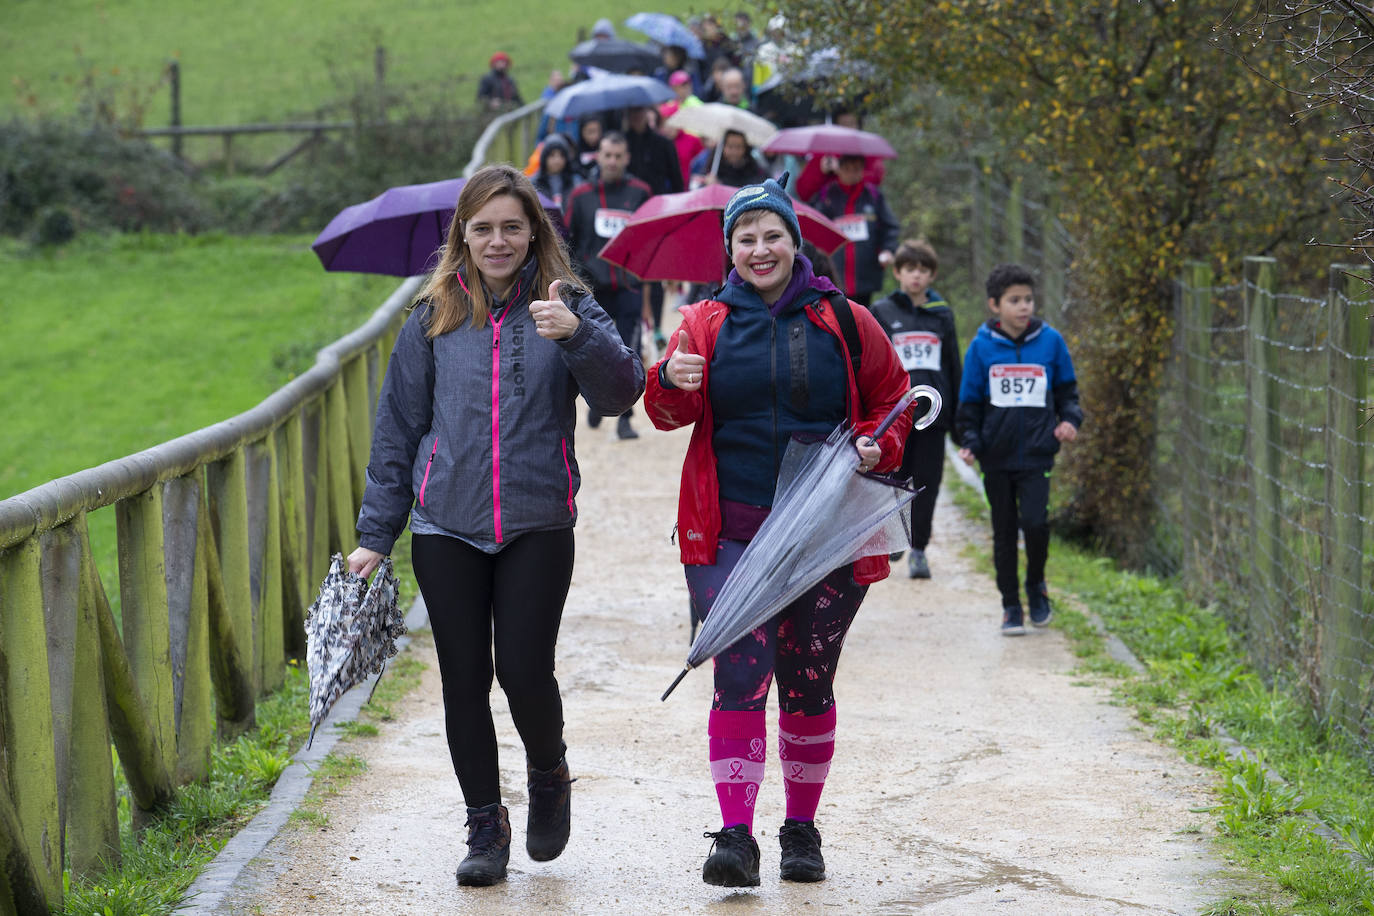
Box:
[981,468,1050,607]
[412,529,574,808]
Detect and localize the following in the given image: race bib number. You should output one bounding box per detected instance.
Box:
[594,208,631,239]
[989,364,1047,408]
[892,331,941,371]
[834,214,870,242]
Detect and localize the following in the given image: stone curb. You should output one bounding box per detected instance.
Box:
[177,596,431,915]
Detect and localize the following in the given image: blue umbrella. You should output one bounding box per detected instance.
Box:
[544,74,675,121]
[568,36,661,74]
[312,177,561,277]
[625,12,705,60]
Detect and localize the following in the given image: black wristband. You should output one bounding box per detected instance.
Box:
[658,360,677,390]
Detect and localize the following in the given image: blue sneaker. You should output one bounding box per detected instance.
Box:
[1001,605,1026,636]
[1026,582,1053,627]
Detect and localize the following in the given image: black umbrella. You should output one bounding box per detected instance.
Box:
[569,37,661,74]
[661,385,943,701]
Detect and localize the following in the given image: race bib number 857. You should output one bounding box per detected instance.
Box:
[989,364,1047,408]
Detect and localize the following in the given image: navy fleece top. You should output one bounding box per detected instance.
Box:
[708,255,849,506]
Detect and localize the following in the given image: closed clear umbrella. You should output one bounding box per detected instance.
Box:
[305,554,406,746]
[661,386,942,700]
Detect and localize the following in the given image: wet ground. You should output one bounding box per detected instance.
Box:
[205,347,1241,915]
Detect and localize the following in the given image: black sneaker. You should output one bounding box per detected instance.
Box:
[1027,582,1053,627]
[526,754,575,862]
[456,803,510,886]
[616,414,639,440]
[907,549,931,579]
[779,818,825,882]
[1001,605,1026,636]
[702,824,761,887]
[587,408,603,429]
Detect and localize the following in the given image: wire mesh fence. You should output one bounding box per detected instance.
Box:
[968,171,1374,756]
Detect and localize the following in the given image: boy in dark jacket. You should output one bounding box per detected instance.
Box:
[870,240,960,580]
[956,264,1082,635]
[807,155,900,305]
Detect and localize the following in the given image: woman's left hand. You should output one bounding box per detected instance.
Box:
[854,436,881,473]
[530,280,581,340]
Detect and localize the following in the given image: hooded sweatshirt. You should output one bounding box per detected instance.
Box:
[356,258,646,554]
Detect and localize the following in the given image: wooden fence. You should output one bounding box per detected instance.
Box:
[0,276,422,913]
[0,89,549,916]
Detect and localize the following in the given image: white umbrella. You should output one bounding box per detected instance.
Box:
[665,102,778,146]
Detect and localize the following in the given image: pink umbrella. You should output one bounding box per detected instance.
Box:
[762,125,898,160]
[598,183,848,284]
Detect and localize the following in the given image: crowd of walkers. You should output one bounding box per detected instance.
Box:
[343,10,1084,897]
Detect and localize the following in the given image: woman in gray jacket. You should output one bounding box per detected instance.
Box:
[347,165,644,888]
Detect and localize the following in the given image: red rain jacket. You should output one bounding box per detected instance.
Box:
[645,294,912,584]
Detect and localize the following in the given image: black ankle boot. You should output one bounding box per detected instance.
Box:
[456,803,510,886]
[779,818,825,882]
[526,755,575,861]
[702,824,761,887]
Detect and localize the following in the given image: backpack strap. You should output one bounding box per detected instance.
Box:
[825,289,863,376]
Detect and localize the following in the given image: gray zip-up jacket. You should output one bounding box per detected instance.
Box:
[356,263,645,555]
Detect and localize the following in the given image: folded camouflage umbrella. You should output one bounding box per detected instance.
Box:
[305,554,406,747]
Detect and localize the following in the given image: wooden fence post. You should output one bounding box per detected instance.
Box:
[325,379,357,557]
[1181,262,1215,583]
[0,540,61,907]
[162,476,214,784]
[0,785,49,916]
[116,489,179,790]
[168,60,182,161]
[302,398,331,584]
[277,417,309,659]
[206,450,257,736]
[1243,256,1281,675]
[343,356,371,508]
[245,436,285,694]
[1041,192,1065,315]
[1320,263,1372,729]
[39,521,118,877]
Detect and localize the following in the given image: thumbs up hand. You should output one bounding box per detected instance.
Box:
[530,279,580,340]
[667,329,707,391]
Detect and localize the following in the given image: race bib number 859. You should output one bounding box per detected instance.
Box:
[892,331,941,371]
[989,364,1047,408]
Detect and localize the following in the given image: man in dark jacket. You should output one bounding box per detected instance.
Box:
[623,106,684,195]
[477,52,523,110]
[565,132,654,438]
[808,155,900,305]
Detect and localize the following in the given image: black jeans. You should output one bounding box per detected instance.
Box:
[981,468,1051,607]
[593,284,641,418]
[412,529,574,807]
[899,426,947,550]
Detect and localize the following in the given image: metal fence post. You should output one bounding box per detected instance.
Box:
[1243,256,1281,675]
[1321,264,1372,729]
[1181,261,1214,585]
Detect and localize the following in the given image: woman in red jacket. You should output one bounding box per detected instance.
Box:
[645,177,910,888]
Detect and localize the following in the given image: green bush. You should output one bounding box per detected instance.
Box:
[0,119,207,236]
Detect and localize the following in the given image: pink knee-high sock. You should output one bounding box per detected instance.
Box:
[778,706,837,822]
[708,709,767,831]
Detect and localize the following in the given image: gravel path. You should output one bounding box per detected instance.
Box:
[204,351,1241,915]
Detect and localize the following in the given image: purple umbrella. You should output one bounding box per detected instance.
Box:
[312,178,561,277]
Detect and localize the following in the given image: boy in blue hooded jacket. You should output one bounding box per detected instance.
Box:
[956,264,1082,635]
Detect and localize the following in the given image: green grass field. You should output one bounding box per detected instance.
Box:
[0,233,398,499]
[3,0,701,128]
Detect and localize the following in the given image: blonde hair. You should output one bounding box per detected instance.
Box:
[415,164,582,338]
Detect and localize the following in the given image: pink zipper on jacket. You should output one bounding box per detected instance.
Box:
[417,438,438,506]
[486,279,522,543]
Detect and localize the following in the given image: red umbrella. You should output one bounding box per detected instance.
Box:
[762,125,898,160]
[597,183,849,284]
